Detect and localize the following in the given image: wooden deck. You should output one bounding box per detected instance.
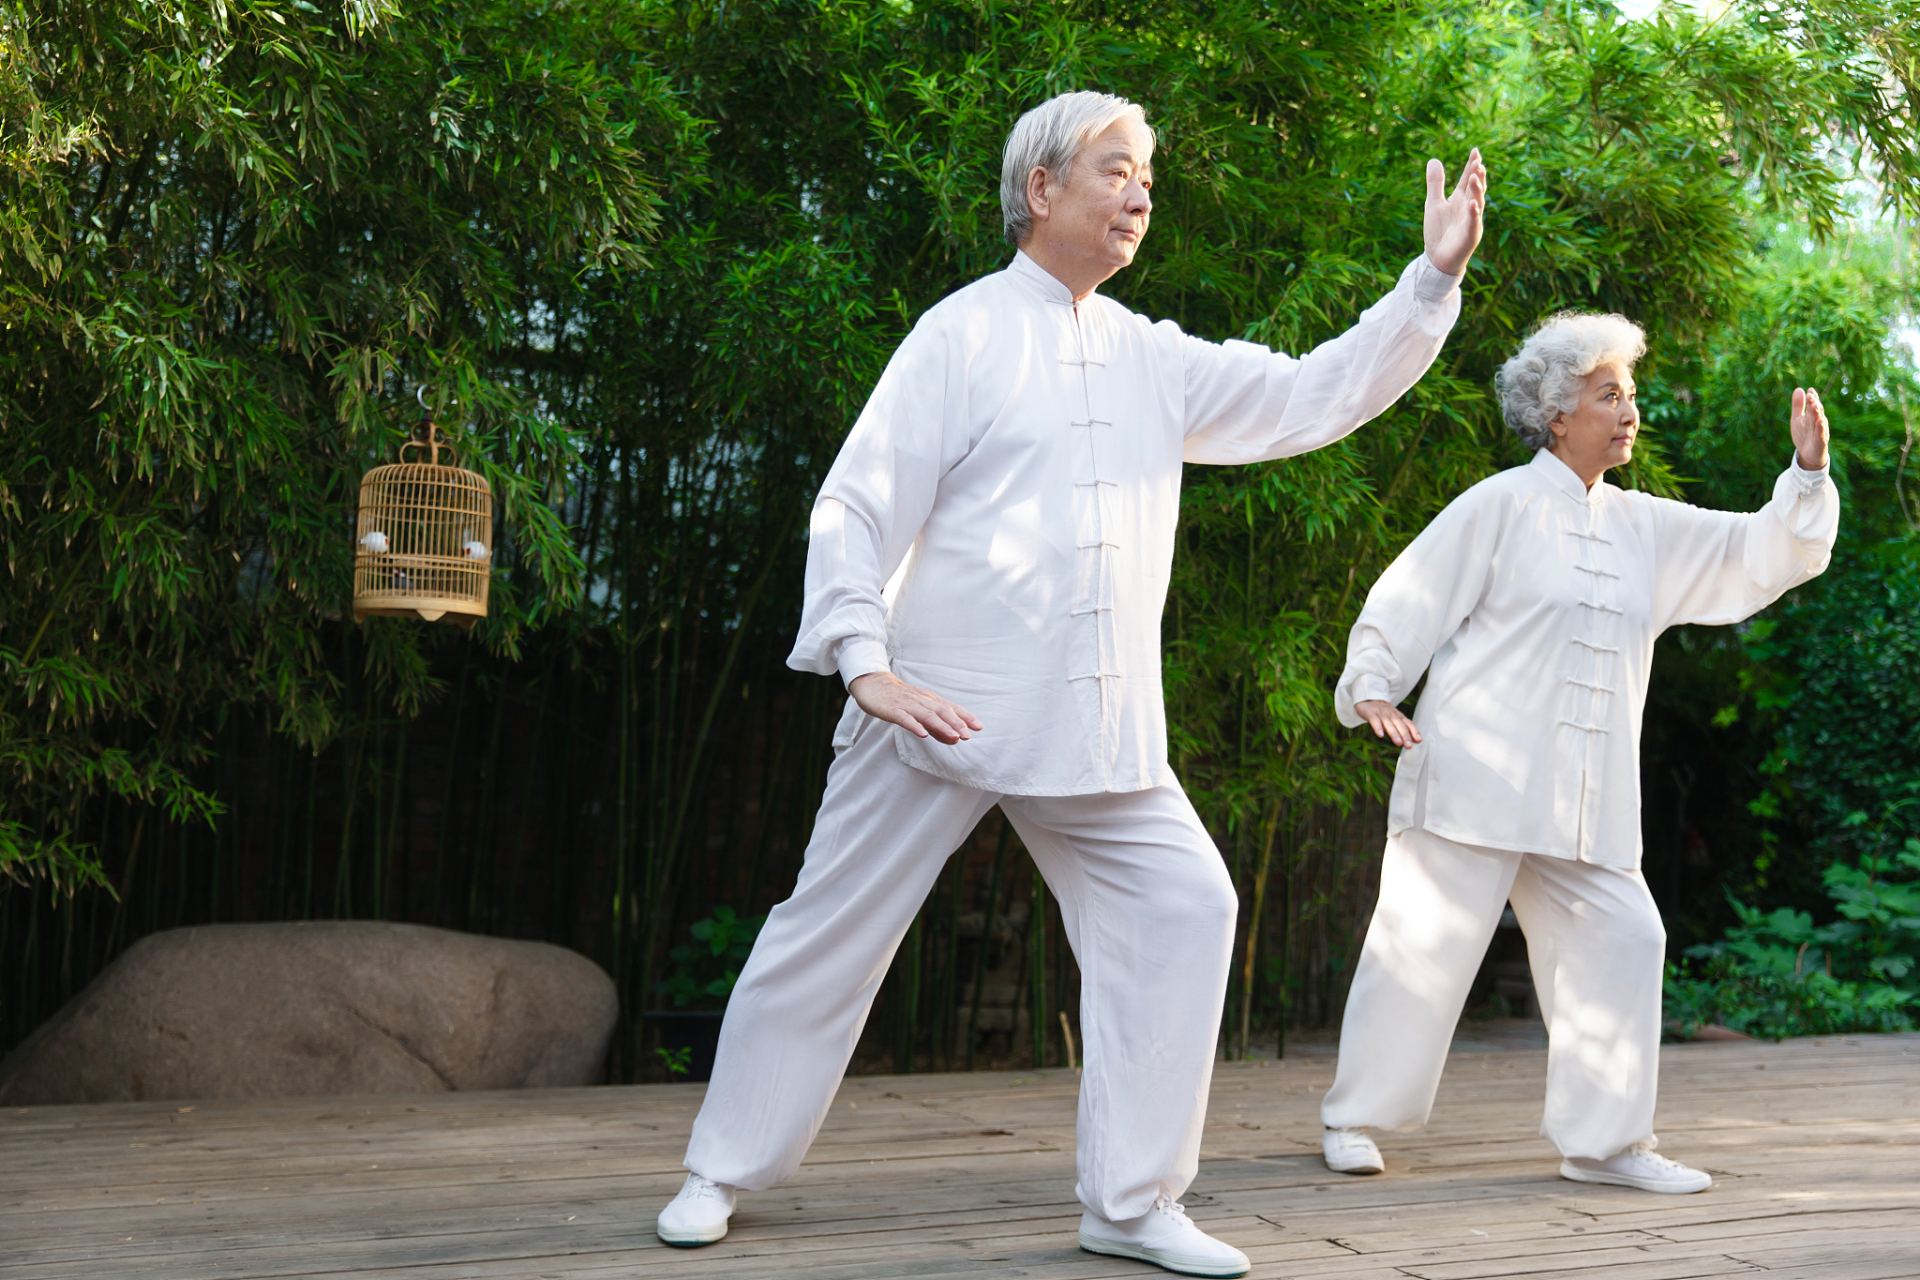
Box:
[3,1033,1915,1279]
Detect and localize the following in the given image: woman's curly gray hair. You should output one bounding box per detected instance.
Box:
[1495,312,1648,451]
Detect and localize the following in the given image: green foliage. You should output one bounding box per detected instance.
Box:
[1742,544,1920,863]
[1635,209,1920,937]
[653,1044,693,1078]
[1665,839,1920,1040]
[657,906,766,1010]
[0,0,698,885]
[1664,953,1913,1041]
[0,820,111,896]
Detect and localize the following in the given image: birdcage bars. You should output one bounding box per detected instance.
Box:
[352,417,493,627]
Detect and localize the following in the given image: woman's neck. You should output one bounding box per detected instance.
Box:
[1548,443,1606,490]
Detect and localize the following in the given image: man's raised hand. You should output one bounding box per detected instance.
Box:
[1791,387,1830,471]
[1423,148,1488,278]
[849,671,984,745]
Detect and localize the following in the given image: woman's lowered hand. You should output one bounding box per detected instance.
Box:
[1354,699,1422,749]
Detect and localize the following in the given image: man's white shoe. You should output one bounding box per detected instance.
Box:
[1560,1142,1712,1194]
[1078,1197,1250,1278]
[656,1172,736,1246]
[1323,1126,1384,1174]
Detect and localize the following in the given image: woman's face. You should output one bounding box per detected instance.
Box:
[1549,360,1639,483]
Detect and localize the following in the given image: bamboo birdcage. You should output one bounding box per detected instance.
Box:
[352,416,493,627]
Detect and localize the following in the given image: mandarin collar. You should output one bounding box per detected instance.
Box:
[1531,446,1614,508]
[1008,250,1082,306]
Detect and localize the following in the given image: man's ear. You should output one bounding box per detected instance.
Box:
[1025,166,1052,224]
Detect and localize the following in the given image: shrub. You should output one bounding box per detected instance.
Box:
[1665,839,1920,1039]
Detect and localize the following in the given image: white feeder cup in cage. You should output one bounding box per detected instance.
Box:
[352,402,493,627]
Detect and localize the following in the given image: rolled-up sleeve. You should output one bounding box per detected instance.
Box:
[1181,256,1463,466]
[1649,457,1841,631]
[787,325,957,686]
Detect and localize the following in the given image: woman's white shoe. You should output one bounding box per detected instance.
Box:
[1323,1126,1384,1174]
[1560,1142,1712,1194]
[1078,1196,1250,1278]
[655,1172,737,1245]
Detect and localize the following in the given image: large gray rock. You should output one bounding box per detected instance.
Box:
[0,921,617,1105]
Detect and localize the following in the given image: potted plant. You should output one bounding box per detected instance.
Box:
[644,906,765,1081]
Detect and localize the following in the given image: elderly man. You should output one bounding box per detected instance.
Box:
[1319,312,1838,1192]
[656,89,1487,1277]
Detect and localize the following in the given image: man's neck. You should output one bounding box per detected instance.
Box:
[1018,238,1115,302]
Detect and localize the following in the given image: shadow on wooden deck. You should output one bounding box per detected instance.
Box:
[2,1033,1914,1279]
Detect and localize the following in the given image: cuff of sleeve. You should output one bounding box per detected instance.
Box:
[1788,454,1830,492]
[1412,255,1465,303]
[835,638,892,689]
[1351,674,1393,706]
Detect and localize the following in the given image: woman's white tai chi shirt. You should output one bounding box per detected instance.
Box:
[789,251,1464,796]
[1334,447,1839,866]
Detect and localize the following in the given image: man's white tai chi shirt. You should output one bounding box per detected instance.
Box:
[789,251,1464,796]
[1334,447,1839,865]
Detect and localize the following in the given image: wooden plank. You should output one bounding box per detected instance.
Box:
[0,1032,1910,1280]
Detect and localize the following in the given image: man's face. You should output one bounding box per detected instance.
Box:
[1029,116,1154,280]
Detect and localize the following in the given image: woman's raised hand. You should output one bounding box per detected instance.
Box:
[1791,387,1830,472]
[1354,699,1422,749]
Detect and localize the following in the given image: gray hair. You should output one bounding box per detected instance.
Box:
[1494,311,1648,451]
[1000,90,1152,245]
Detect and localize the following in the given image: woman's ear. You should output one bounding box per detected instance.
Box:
[1547,411,1568,441]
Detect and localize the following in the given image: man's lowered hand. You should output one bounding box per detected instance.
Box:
[850,671,985,745]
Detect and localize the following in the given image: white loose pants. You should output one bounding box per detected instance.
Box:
[1321,826,1665,1160]
[684,713,1239,1222]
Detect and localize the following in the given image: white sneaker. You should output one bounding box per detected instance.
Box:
[1560,1141,1712,1194]
[1078,1196,1250,1278]
[1323,1126,1384,1174]
[655,1172,736,1246]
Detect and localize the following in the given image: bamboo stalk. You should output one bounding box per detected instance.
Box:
[370,719,387,920]
[468,688,508,930]
[1237,796,1282,1060]
[432,650,471,929]
[1029,862,1046,1069]
[941,849,965,1070]
[615,447,636,1080]
[384,724,410,920]
[1276,805,1290,1059]
[966,816,1013,1071]
[895,913,922,1074]
[504,660,554,932]
[645,502,800,1012]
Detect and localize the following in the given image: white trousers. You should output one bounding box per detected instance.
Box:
[1321,826,1665,1160]
[684,713,1239,1222]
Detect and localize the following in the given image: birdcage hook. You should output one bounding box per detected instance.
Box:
[403,384,456,467]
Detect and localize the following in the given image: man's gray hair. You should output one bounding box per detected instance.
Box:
[1494,311,1648,451]
[1000,90,1152,245]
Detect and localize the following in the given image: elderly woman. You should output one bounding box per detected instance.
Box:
[1316,312,1838,1193]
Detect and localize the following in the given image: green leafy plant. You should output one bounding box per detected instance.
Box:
[653,1045,692,1078]
[1666,839,1920,1039]
[656,907,767,1010]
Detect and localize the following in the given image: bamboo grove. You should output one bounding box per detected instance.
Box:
[3,0,1918,1076]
